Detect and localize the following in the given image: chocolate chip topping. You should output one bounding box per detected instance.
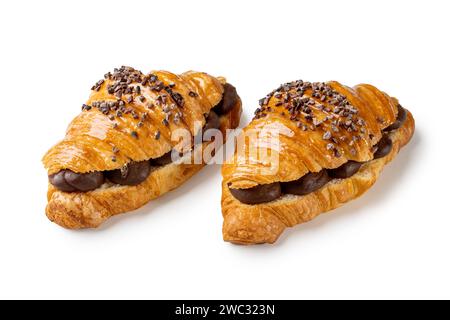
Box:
[281,170,330,195]
[85,66,194,139]
[81,104,92,111]
[165,87,185,108]
[105,66,144,98]
[91,79,104,92]
[105,161,151,186]
[229,182,282,205]
[254,80,367,158]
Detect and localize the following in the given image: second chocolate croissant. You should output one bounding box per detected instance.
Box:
[222,80,414,244]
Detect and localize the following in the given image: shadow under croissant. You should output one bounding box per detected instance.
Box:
[271,128,421,246]
[79,158,222,232]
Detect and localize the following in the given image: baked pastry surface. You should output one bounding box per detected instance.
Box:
[221,81,414,244]
[43,67,241,228]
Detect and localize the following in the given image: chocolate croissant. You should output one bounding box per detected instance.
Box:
[222,80,414,244]
[43,66,241,228]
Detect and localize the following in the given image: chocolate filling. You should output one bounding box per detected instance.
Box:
[282,170,330,196]
[49,170,104,192]
[229,104,406,205]
[151,151,174,166]
[385,105,407,131]
[373,134,393,159]
[328,161,363,179]
[229,182,281,205]
[203,110,221,132]
[49,83,238,193]
[105,161,151,186]
[213,83,239,115]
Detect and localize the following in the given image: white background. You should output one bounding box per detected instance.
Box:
[0,0,449,299]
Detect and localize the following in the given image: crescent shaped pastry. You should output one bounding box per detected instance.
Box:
[43,66,242,229]
[222,80,414,244]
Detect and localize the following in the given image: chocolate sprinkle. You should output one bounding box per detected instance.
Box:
[91,79,104,91]
[254,80,366,157]
[323,131,332,140]
[166,88,185,108]
[87,66,194,145]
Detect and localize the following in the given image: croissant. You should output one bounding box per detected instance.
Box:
[221,80,414,244]
[43,66,242,229]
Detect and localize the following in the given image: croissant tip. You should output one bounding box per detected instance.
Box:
[216,76,227,84]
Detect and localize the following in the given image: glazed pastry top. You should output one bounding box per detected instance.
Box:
[43,67,225,175]
[223,80,399,189]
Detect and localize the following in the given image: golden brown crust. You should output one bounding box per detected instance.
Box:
[46,97,242,229]
[221,81,414,244]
